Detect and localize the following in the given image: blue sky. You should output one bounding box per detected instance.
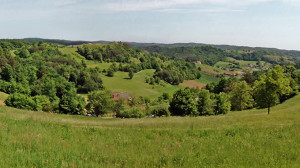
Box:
[0,0,299,50]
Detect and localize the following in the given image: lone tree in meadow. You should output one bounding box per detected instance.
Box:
[254,65,292,114]
[128,69,134,79]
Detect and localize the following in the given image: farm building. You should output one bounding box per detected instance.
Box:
[196,61,202,64]
[112,92,132,101]
[224,72,237,76]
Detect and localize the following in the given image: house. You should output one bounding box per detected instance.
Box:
[119,93,132,100]
[112,92,132,101]
[112,92,121,100]
[196,61,202,64]
[224,72,237,76]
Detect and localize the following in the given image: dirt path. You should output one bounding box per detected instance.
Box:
[0,100,5,106]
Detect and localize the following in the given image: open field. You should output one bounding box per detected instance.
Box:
[100,70,160,99]
[58,47,85,61]
[0,93,299,167]
[196,72,220,84]
[89,64,221,99]
[59,48,224,99]
[99,69,182,99]
[197,64,222,75]
[180,80,206,89]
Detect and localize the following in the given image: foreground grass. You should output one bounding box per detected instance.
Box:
[0,94,299,167]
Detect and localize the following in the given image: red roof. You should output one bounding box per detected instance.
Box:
[224,73,237,76]
[112,92,120,100]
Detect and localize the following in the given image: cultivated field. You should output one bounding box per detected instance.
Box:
[180,80,206,89]
[0,93,299,167]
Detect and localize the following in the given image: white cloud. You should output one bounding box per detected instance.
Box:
[52,0,78,7]
[105,0,293,12]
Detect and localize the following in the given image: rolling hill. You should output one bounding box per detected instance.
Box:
[21,38,300,58]
[0,92,299,167]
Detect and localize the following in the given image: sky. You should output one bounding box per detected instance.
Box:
[0,0,300,50]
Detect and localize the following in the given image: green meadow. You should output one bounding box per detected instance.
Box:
[0,92,299,167]
[100,69,181,99]
[58,46,222,99]
[196,72,220,84]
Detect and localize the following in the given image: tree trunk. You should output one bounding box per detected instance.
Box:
[268,105,270,115]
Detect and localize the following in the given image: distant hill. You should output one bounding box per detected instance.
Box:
[23,38,111,46]
[21,38,300,58]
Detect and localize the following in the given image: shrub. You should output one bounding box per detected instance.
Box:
[151,104,170,117]
[5,93,39,111]
[116,107,146,118]
[33,95,52,112]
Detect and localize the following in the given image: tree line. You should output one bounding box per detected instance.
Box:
[1,40,299,117]
[0,40,103,114]
[169,65,299,116]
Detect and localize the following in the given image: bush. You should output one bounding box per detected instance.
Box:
[151,105,170,117]
[116,107,146,118]
[33,95,53,112]
[106,68,114,77]
[0,80,31,95]
[5,93,39,111]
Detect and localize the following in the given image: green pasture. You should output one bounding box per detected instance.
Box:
[196,72,220,84]
[0,93,299,167]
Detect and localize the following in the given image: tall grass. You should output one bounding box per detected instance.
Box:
[0,94,299,167]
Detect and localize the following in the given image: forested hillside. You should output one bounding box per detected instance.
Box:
[20,38,300,62]
[141,45,298,66]
[0,40,102,114]
[76,43,201,85]
[1,39,300,118]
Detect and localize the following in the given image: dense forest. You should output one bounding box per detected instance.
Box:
[140,45,298,66]
[1,39,300,118]
[140,45,228,65]
[0,40,102,114]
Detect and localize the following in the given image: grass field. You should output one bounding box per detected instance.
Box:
[214,61,232,69]
[86,61,115,70]
[99,69,182,99]
[196,72,220,84]
[100,70,160,99]
[58,48,223,99]
[180,80,206,89]
[58,47,85,61]
[198,64,224,75]
[99,69,220,99]
[0,92,299,167]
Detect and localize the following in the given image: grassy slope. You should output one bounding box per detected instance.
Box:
[100,70,182,99]
[196,72,220,84]
[0,94,299,167]
[59,47,221,99]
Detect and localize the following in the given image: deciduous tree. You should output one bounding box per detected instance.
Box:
[254,65,292,114]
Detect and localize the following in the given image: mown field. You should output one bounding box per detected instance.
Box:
[0,92,299,167]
